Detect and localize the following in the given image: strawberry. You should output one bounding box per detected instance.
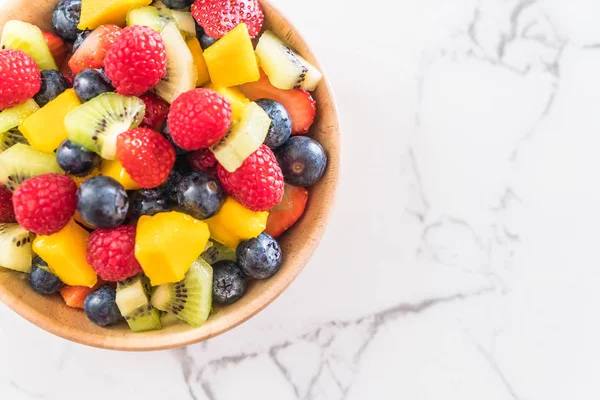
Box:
[0,49,41,110]
[265,184,308,238]
[139,93,170,131]
[191,0,264,39]
[60,54,75,86]
[68,24,122,75]
[41,30,68,67]
[240,72,316,135]
[116,128,176,188]
[0,186,15,223]
[188,149,217,174]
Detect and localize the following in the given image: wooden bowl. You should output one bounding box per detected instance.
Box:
[0,0,340,350]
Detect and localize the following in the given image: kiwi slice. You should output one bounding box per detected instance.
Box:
[0,99,40,133]
[126,6,195,38]
[0,130,28,153]
[201,241,236,265]
[65,93,145,160]
[116,275,162,332]
[0,144,63,192]
[210,102,271,172]
[0,223,33,273]
[0,20,58,70]
[160,311,181,327]
[151,257,213,327]
[155,22,197,104]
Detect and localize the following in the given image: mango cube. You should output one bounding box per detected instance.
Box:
[99,159,140,190]
[136,211,210,286]
[33,220,98,287]
[203,23,260,87]
[186,37,210,87]
[78,0,152,30]
[19,89,81,153]
[205,83,250,123]
[206,197,268,249]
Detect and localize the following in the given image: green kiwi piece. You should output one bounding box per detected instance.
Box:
[0,99,39,133]
[116,275,162,332]
[65,93,146,160]
[201,241,237,265]
[126,6,195,38]
[0,223,33,273]
[0,144,63,192]
[0,20,58,70]
[0,130,28,153]
[151,257,213,327]
[159,311,181,327]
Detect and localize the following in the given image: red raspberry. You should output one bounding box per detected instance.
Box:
[188,149,217,174]
[104,25,167,96]
[86,225,143,281]
[167,88,232,151]
[116,128,176,188]
[217,145,284,211]
[0,50,41,110]
[139,93,170,131]
[0,187,15,223]
[12,174,77,235]
[192,0,264,39]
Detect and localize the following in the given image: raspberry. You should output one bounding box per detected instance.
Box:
[12,174,77,235]
[139,93,170,131]
[192,0,264,39]
[217,145,284,211]
[86,225,143,282]
[0,49,41,110]
[0,187,15,223]
[116,128,176,188]
[167,88,232,151]
[104,25,167,96]
[188,149,217,174]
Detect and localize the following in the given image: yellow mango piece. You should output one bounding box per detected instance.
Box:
[136,211,210,286]
[78,0,152,30]
[203,23,260,87]
[205,83,250,123]
[206,197,268,249]
[99,159,140,190]
[33,220,97,287]
[19,89,81,153]
[186,37,210,87]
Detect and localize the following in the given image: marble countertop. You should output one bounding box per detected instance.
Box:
[1,0,598,398]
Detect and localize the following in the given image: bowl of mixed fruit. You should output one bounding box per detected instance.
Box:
[0,0,339,349]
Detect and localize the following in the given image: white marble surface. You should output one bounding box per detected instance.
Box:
[2,0,600,398]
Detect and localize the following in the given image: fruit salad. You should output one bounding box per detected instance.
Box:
[0,0,328,332]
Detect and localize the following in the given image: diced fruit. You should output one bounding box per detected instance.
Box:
[0,50,41,111]
[73,69,114,102]
[201,240,236,265]
[99,158,141,190]
[78,0,152,30]
[127,188,170,221]
[56,140,100,178]
[65,92,145,160]
[204,83,249,123]
[84,284,122,326]
[60,279,104,308]
[255,99,291,149]
[139,93,169,131]
[188,148,217,174]
[191,0,263,39]
[255,30,323,91]
[70,167,100,187]
[240,72,317,135]
[73,30,92,53]
[0,130,28,154]
[52,0,82,41]
[0,99,40,133]
[265,184,308,238]
[151,257,212,327]
[203,23,260,87]
[60,56,75,86]
[186,37,210,87]
[155,22,197,103]
[276,136,328,187]
[32,219,98,287]
[210,102,270,172]
[0,223,33,273]
[176,171,224,220]
[87,226,142,281]
[135,211,210,286]
[68,25,122,75]
[0,187,15,223]
[126,5,195,38]
[237,232,282,279]
[212,260,246,305]
[34,70,69,107]
[77,176,129,228]
[116,275,161,332]
[19,89,81,153]
[0,144,63,192]
[205,197,268,249]
[1,20,58,70]
[28,257,64,295]
[41,30,68,67]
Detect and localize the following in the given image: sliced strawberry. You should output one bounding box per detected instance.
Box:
[41,30,68,66]
[240,71,316,135]
[60,54,75,86]
[68,24,122,75]
[265,184,308,238]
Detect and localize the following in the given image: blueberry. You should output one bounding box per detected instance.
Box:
[200,34,218,50]
[34,70,68,107]
[212,261,246,305]
[255,99,292,149]
[236,233,282,279]
[176,172,224,220]
[275,136,327,187]
[195,22,205,39]
[162,124,188,156]
[73,69,114,102]
[161,0,194,9]
[84,285,122,327]
[161,163,185,203]
[77,176,129,229]
[56,139,101,177]
[52,0,81,42]
[128,188,171,221]
[73,29,91,52]
[28,257,63,295]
